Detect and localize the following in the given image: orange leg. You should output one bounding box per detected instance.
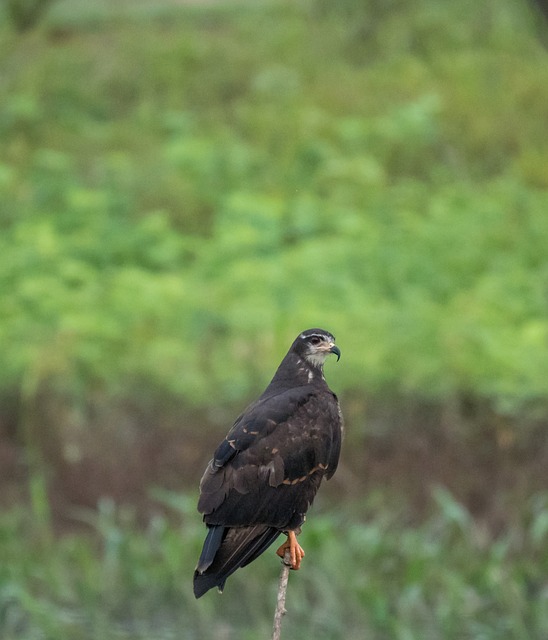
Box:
[276,531,305,570]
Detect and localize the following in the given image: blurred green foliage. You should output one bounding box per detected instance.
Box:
[4,0,55,32]
[2,490,548,639]
[1,0,547,417]
[1,2,548,639]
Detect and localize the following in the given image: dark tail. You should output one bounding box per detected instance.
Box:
[193,525,281,598]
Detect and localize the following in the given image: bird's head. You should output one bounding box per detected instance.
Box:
[292,328,341,368]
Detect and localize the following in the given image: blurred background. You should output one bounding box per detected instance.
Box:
[1,0,548,638]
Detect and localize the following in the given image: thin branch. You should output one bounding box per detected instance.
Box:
[272,550,291,640]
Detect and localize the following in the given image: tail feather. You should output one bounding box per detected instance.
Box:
[193,525,281,598]
[196,525,226,573]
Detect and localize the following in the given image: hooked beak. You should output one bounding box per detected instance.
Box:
[329,345,341,361]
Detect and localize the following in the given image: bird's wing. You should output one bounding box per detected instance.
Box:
[197,386,342,530]
[209,386,311,468]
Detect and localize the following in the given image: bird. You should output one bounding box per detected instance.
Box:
[193,328,343,598]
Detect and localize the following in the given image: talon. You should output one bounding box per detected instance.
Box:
[276,531,305,570]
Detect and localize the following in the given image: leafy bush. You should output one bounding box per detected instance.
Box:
[5,0,55,32]
[0,0,547,476]
[2,490,548,639]
[1,4,548,637]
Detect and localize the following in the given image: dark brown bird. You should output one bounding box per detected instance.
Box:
[193,328,343,598]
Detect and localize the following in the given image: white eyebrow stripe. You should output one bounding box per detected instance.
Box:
[301,333,334,341]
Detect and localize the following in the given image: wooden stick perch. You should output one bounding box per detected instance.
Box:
[271,549,292,640]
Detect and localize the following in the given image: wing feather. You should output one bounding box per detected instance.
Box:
[198,387,341,529]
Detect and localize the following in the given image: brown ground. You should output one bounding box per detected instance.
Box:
[1,390,547,533]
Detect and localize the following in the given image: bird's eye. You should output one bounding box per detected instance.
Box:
[309,336,322,345]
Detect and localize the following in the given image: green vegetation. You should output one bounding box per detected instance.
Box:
[1,0,548,638]
[4,0,55,32]
[1,0,547,412]
[2,490,548,640]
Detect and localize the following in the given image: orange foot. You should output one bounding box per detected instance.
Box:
[276,530,305,570]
